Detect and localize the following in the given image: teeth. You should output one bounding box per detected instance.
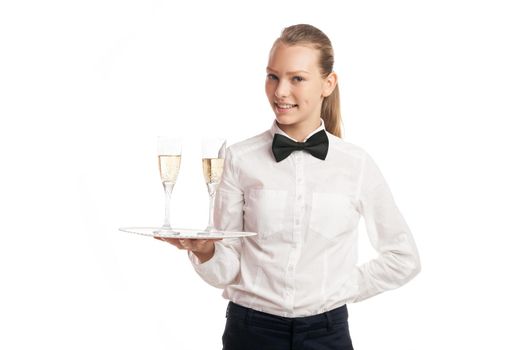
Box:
[276,103,296,108]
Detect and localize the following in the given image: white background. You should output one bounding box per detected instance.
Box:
[1,0,524,349]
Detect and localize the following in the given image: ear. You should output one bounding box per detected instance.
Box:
[322,72,338,97]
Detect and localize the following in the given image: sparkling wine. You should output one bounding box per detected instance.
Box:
[202,158,224,184]
[158,155,181,184]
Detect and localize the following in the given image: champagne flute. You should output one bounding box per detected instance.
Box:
[156,137,182,234]
[200,138,226,233]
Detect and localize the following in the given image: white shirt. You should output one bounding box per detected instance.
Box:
[189,120,421,317]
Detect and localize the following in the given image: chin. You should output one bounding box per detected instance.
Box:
[275,115,300,126]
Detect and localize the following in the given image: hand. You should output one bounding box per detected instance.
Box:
[154,237,222,263]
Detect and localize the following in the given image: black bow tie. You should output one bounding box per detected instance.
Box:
[272,130,329,162]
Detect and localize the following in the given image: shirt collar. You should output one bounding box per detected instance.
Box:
[270,119,326,142]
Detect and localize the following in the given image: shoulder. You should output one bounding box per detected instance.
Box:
[326,132,369,162]
[227,130,273,159]
[326,133,386,188]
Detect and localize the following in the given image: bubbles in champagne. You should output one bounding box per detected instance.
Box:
[158,155,181,184]
[202,158,225,184]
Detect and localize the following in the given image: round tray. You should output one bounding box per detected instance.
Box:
[118,226,257,239]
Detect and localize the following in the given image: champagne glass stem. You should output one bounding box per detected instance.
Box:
[162,182,174,229]
[206,193,215,231]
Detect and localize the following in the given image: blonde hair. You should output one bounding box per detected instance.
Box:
[273,24,342,138]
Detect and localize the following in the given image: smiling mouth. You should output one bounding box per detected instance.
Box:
[274,102,298,109]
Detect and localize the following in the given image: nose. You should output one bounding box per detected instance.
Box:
[274,80,290,98]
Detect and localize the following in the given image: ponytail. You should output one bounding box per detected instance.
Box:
[321,85,342,138]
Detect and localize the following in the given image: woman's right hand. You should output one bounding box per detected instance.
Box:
[154,237,221,263]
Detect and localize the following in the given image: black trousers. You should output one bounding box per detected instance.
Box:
[222,302,354,350]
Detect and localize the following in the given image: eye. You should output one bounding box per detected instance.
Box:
[267,74,278,81]
[292,76,305,82]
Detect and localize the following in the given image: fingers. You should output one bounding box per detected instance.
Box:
[180,239,208,252]
[155,237,185,249]
[192,239,209,252]
[179,239,191,250]
[181,239,217,253]
[154,237,218,252]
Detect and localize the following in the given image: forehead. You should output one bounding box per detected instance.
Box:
[267,43,321,73]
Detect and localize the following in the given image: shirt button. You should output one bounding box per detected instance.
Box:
[297,195,302,200]
[295,219,300,225]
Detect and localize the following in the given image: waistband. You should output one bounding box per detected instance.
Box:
[225,302,348,331]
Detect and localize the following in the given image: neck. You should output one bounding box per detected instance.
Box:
[276,119,322,142]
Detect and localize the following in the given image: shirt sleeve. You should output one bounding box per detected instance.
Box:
[352,151,421,302]
[188,147,244,289]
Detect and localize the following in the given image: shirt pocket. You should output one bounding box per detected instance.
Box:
[309,192,359,240]
[243,189,288,239]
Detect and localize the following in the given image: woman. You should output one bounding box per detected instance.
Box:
[158,23,421,350]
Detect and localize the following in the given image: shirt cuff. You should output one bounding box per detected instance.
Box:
[187,242,223,273]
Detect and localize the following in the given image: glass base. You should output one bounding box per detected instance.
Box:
[196,226,222,235]
[153,227,181,236]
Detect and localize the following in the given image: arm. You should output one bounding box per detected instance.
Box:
[352,151,421,302]
[188,147,244,289]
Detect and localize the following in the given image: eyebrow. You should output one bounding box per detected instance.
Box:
[266,67,310,75]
